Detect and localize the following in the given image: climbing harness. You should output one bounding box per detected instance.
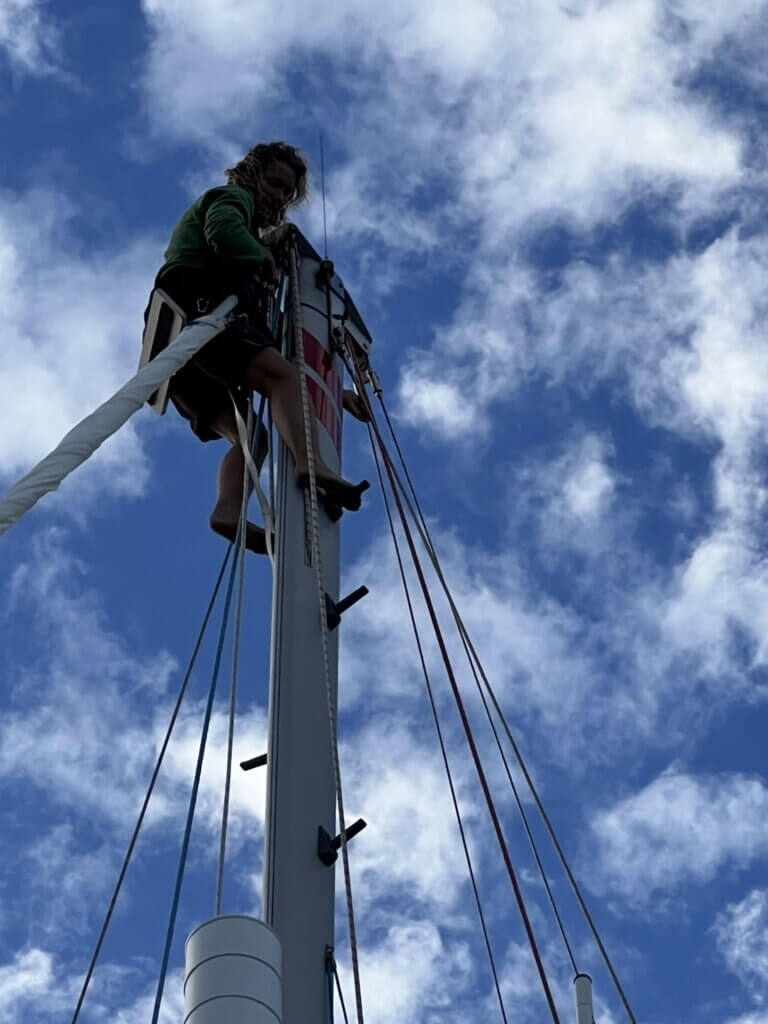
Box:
[138,287,187,413]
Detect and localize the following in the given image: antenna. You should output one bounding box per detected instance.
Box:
[320,132,328,258]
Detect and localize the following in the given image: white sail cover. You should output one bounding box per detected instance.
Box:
[0,296,238,537]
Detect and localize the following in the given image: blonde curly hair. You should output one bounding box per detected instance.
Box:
[225,142,308,224]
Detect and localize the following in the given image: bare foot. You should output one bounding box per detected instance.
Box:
[210,515,271,555]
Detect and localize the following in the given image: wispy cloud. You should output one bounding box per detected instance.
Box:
[715,888,768,1003]
[0,0,62,76]
[0,185,162,515]
[590,769,768,905]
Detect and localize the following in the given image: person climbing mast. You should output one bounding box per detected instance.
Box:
[144,141,368,554]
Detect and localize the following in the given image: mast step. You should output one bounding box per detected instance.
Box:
[240,753,267,771]
[317,819,367,866]
[325,587,369,630]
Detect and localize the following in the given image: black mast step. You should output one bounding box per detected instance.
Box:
[325,586,369,630]
[315,259,335,286]
[317,819,367,866]
[240,753,268,771]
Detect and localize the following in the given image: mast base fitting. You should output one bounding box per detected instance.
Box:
[317,819,367,866]
[325,587,369,630]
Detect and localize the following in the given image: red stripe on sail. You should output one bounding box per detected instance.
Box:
[303,330,343,408]
[308,379,341,450]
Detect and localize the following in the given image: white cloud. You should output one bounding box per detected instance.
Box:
[0,949,53,1012]
[0,187,160,518]
[715,889,768,1001]
[111,970,184,1024]
[0,531,267,850]
[591,769,768,904]
[0,946,183,1024]
[0,533,178,824]
[343,717,482,914]
[134,0,759,303]
[340,525,607,762]
[509,433,618,555]
[356,920,473,1024]
[397,377,476,440]
[0,0,61,75]
[4,824,116,941]
[385,230,768,740]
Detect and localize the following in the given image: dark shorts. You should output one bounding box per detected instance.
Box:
[144,266,277,442]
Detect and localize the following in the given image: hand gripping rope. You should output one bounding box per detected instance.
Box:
[288,241,366,1024]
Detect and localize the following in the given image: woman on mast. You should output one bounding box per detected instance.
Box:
[145,141,367,553]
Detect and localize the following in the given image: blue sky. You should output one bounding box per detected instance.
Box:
[2,0,768,1021]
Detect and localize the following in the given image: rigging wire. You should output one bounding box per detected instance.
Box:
[289,243,365,1024]
[70,546,232,1024]
[373,387,638,1024]
[366,423,509,1023]
[320,132,329,259]
[151,512,246,1024]
[333,960,351,1024]
[369,394,578,972]
[345,343,561,1024]
[216,399,258,914]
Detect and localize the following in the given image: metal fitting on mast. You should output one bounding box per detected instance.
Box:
[574,973,594,1024]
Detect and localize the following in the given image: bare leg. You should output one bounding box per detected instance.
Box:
[209,412,269,554]
[243,348,368,510]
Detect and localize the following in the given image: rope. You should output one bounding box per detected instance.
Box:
[0,297,238,537]
[151,514,244,1024]
[231,393,275,564]
[70,548,232,1024]
[346,343,561,1024]
[320,133,329,260]
[216,402,253,915]
[372,388,637,1024]
[288,242,365,1024]
[366,426,509,1023]
[460,620,638,1024]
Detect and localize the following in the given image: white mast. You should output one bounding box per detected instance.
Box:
[261,235,346,1022]
[183,230,372,1024]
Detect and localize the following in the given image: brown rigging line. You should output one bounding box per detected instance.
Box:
[371,382,638,1024]
[345,341,562,1024]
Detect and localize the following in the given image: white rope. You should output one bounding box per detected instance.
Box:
[0,296,239,537]
[230,394,275,565]
[288,244,365,1024]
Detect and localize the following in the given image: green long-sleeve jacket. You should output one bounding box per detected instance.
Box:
[156,185,270,287]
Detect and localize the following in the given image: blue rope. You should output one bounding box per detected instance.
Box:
[151,519,244,1024]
